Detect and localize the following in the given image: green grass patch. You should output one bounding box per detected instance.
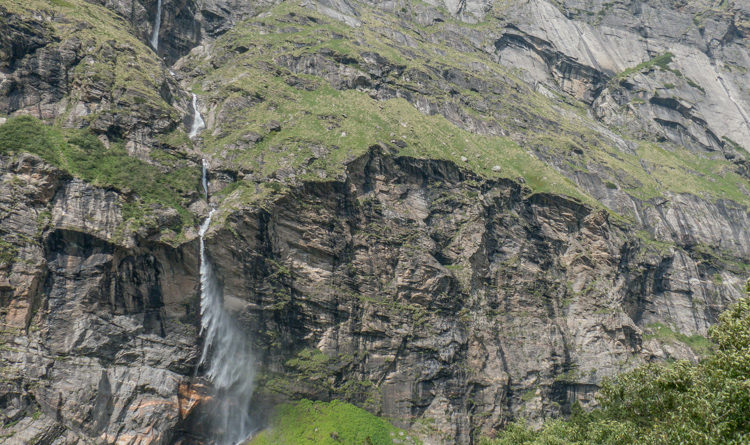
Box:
[635,141,750,207]
[589,136,750,208]
[685,77,706,93]
[635,230,675,255]
[0,239,18,268]
[644,323,714,356]
[248,399,418,445]
[0,116,197,232]
[285,348,331,376]
[612,52,674,83]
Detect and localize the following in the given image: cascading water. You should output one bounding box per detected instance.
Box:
[198,163,256,445]
[150,0,162,50]
[201,160,209,201]
[189,93,206,139]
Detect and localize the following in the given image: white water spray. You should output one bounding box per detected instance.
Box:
[150,0,162,50]
[198,164,256,445]
[189,93,206,139]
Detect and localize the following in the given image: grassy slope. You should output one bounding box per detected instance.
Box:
[191,3,592,205]
[0,116,197,234]
[184,1,749,221]
[0,0,198,238]
[247,399,418,445]
[2,0,178,124]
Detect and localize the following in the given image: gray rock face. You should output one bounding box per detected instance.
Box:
[282,0,750,155]
[0,154,202,444]
[2,147,746,444]
[499,0,750,154]
[1,0,749,444]
[201,150,744,443]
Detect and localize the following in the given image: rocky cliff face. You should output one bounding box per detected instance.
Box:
[206,149,745,443]
[0,0,748,444]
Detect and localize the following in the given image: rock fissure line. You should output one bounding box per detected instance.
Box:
[717,74,750,135]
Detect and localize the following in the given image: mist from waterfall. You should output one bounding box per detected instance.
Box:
[198,164,256,445]
[150,0,162,50]
[189,93,206,139]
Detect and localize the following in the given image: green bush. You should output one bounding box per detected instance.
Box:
[0,115,66,162]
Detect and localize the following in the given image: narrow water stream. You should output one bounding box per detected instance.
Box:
[202,159,209,201]
[150,0,162,50]
[189,93,206,139]
[197,204,256,443]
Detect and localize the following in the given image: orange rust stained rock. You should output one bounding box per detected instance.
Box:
[4,298,30,328]
[178,381,213,419]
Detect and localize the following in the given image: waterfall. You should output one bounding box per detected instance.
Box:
[189,93,206,139]
[198,164,256,445]
[150,0,162,50]
[202,159,209,201]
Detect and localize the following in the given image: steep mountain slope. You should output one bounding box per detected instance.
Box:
[0,0,748,443]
